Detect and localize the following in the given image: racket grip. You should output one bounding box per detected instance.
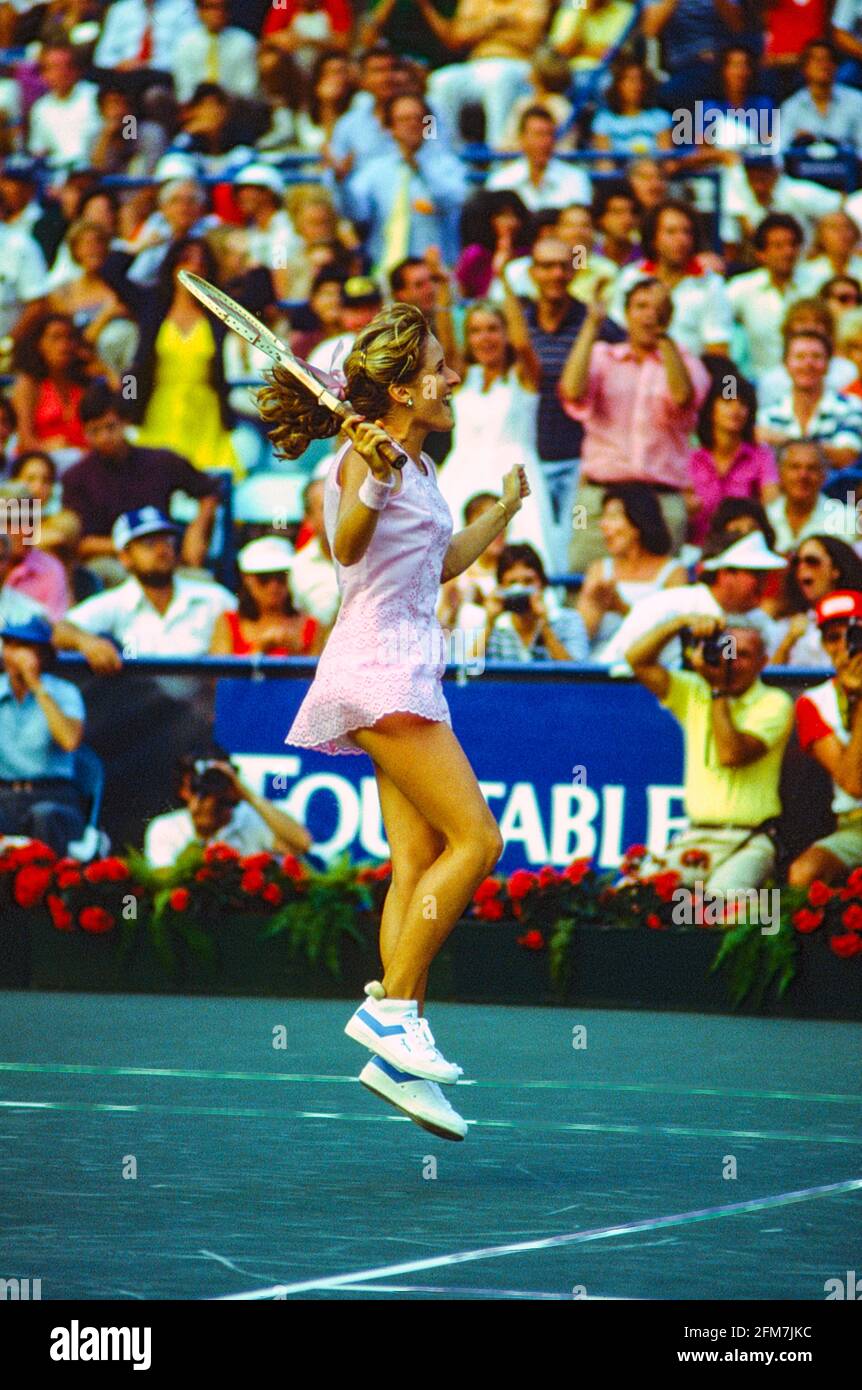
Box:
[380,438,407,471]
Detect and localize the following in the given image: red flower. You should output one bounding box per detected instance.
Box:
[13,865,53,908]
[262,882,283,905]
[203,842,241,864]
[474,896,504,921]
[279,855,307,882]
[240,868,266,894]
[46,893,73,931]
[78,906,115,934]
[194,868,213,882]
[507,869,538,900]
[169,888,191,912]
[847,867,862,894]
[239,852,274,871]
[98,857,129,882]
[473,876,502,903]
[842,903,862,932]
[562,858,590,885]
[517,929,545,951]
[830,932,862,958]
[83,861,106,883]
[624,844,647,861]
[56,868,82,889]
[651,870,682,902]
[6,839,57,865]
[372,860,392,881]
[537,865,560,887]
[646,913,665,929]
[808,880,834,907]
[793,907,824,933]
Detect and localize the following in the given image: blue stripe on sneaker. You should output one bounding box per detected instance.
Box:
[371,1056,417,1084]
[356,1007,407,1038]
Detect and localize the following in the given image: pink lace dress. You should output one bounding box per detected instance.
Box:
[285,440,455,756]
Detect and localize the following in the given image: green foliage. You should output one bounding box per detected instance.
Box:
[710,912,799,1008]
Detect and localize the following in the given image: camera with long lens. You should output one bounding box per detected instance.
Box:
[500,584,534,615]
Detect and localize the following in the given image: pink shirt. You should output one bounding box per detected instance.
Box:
[560,340,711,489]
[687,442,779,545]
[7,547,70,622]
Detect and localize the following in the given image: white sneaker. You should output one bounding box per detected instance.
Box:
[344,985,463,1084]
[359,1056,468,1141]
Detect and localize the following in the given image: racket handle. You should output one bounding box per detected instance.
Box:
[380,438,407,471]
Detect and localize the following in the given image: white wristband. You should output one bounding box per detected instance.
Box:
[358,472,395,511]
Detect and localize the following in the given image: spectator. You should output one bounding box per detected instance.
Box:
[171,0,259,103]
[797,210,862,297]
[551,0,636,83]
[577,483,687,649]
[627,156,670,217]
[562,278,711,570]
[486,107,591,213]
[0,203,48,340]
[722,150,842,254]
[598,529,788,669]
[756,297,857,409]
[62,382,219,573]
[10,312,101,457]
[687,371,779,547]
[626,611,793,894]
[289,269,347,360]
[210,535,323,656]
[591,57,674,158]
[832,0,862,84]
[306,275,383,378]
[483,541,589,662]
[173,82,257,178]
[765,439,857,554]
[390,251,461,390]
[643,0,747,108]
[232,165,297,299]
[705,496,779,552]
[499,46,576,152]
[143,753,312,868]
[761,0,829,101]
[455,190,533,300]
[27,43,101,171]
[0,615,86,854]
[821,275,862,336]
[778,38,862,150]
[756,331,862,471]
[349,92,469,274]
[262,0,351,73]
[130,237,240,476]
[772,536,862,667]
[288,477,340,629]
[93,0,199,72]
[437,491,514,634]
[726,213,806,379]
[89,83,168,176]
[839,308,862,399]
[609,201,733,357]
[437,294,555,568]
[7,450,97,604]
[679,44,774,167]
[280,185,361,301]
[17,219,139,376]
[65,506,236,656]
[328,41,401,184]
[126,176,215,288]
[253,43,304,158]
[592,181,641,268]
[295,50,356,155]
[790,588,862,886]
[419,0,550,149]
[0,513,71,621]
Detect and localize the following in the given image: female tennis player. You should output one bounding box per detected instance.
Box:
[258,303,529,1140]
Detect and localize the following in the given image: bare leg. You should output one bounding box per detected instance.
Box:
[787,846,848,890]
[351,713,503,1001]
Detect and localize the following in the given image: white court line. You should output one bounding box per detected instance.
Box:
[217,1176,862,1300]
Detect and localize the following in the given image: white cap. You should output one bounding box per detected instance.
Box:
[237,535,295,574]
[154,152,201,182]
[234,163,285,199]
[701,531,787,572]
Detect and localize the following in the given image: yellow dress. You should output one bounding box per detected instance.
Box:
[137,316,242,476]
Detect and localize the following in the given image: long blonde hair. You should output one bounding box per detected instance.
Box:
[256,302,429,459]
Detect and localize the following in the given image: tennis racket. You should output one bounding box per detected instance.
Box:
[177,269,407,469]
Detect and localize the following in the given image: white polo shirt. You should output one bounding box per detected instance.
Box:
[66,575,236,657]
[485,157,591,212]
[144,800,276,868]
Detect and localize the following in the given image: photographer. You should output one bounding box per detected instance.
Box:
[144,755,312,869]
[790,590,862,887]
[483,543,589,663]
[626,614,793,892]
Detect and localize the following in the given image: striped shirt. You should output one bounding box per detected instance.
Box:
[523,298,625,461]
[757,389,862,456]
[485,606,590,663]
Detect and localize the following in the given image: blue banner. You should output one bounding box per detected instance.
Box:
[214,675,687,872]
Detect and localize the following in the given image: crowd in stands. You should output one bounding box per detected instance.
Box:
[2,1,862,887]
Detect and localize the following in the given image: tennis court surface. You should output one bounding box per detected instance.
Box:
[0,992,859,1300]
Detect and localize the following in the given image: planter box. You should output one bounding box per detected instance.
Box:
[7,910,861,1020]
